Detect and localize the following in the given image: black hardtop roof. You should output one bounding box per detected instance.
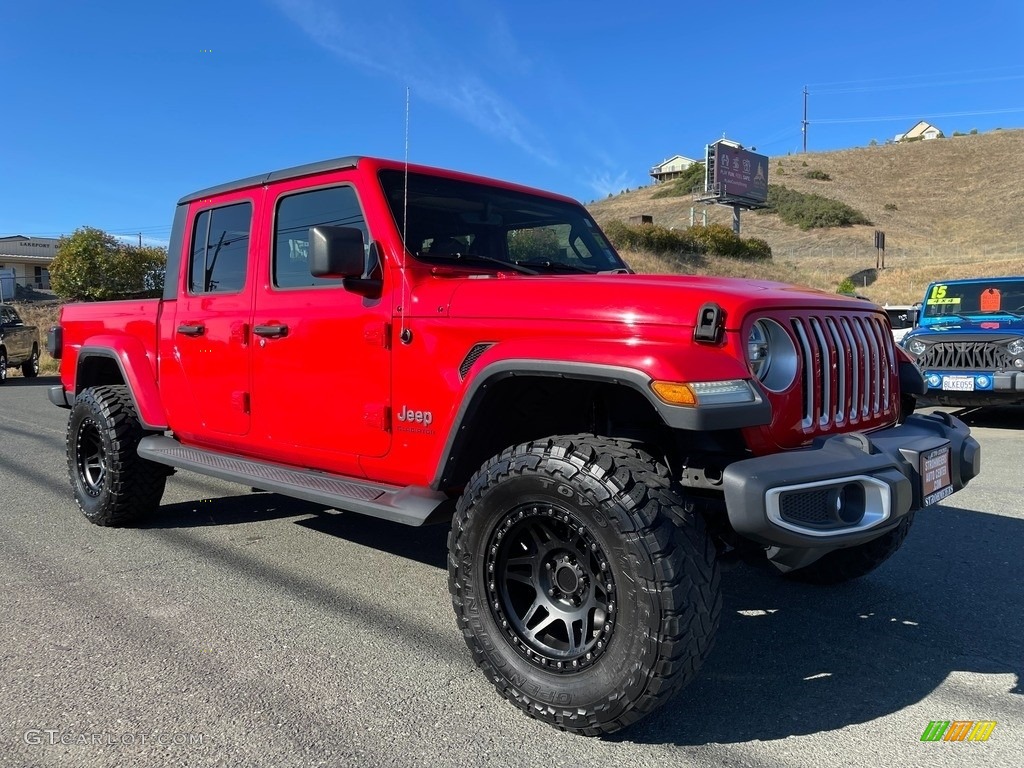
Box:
[176,155,581,209]
[178,156,361,205]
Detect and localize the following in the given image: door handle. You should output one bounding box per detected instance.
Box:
[253,324,289,339]
[177,323,205,337]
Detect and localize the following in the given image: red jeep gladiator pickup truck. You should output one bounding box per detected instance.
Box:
[48,156,981,736]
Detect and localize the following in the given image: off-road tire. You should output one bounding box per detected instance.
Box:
[22,346,40,378]
[784,514,914,585]
[0,349,7,383]
[66,385,167,526]
[448,434,721,736]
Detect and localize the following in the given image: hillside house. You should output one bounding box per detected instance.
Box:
[894,121,943,142]
[649,155,699,183]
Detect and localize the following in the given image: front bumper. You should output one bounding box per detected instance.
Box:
[922,369,1024,394]
[722,412,980,554]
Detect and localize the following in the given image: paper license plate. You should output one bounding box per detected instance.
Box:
[941,375,975,391]
[921,445,953,507]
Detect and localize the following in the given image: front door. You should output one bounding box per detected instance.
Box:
[249,179,392,468]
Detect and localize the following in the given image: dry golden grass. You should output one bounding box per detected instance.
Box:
[5,302,61,377]
[590,129,1024,304]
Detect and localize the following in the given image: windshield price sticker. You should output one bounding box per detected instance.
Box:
[921,445,952,507]
[926,284,962,305]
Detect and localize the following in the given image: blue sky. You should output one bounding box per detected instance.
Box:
[3,0,1022,244]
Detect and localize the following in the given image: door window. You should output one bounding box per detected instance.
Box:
[189,202,252,294]
[273,185,370,289]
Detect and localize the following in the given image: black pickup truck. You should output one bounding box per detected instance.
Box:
[0,304,40,382]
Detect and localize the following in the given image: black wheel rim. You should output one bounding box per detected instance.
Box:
[75,417,106,496]
[486,504,616,673]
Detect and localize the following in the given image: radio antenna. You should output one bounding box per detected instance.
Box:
[400,86,413,344]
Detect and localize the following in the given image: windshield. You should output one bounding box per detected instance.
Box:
[379,170,628,273]
[921,279,1024,320]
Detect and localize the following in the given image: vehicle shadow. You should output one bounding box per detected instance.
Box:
[140,490,1022,745]
[142,492,449,570]
[945,404,1024,429]
[620,502,1023,745]
[1,374,61,387]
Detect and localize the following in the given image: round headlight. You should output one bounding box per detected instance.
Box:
[748,321,770,379]
[906,338,926,356]
[747,318,798,391]
[1007,339,1024,356]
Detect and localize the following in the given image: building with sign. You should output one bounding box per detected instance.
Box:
[0,235,59,291]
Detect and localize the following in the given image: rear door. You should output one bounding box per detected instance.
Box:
[169,192,260,437]
[248,177,392,467]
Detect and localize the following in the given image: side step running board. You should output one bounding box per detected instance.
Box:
[137,435,449,527]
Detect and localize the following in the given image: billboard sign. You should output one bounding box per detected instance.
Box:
[709,142,769,204]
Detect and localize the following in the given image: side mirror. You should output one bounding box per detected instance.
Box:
[309,226,366,279]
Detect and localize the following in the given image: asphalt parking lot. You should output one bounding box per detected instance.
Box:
[1,377,1021,768]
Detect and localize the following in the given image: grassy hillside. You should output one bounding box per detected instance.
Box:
[589,129,1024,304]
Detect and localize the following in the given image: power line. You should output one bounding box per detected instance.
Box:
[817,74,1024,96]
[814,106,1024,125]
[806,64,1024,90]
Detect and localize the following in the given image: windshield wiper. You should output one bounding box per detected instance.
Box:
[925,312,974,324]
[423,252,538,275]
[514,260,598,274]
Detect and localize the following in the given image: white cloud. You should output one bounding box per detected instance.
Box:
[271,0,555,165]
[586,169,637,199]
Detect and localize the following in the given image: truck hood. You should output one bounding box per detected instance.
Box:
[437,273,871,329]
[915,316,1024,333]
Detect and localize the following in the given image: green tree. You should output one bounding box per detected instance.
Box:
[49,227,166,301]
[508,227,561,262]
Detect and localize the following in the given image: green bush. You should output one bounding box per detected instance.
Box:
[759,185,871,230]
[837,277,856,294]
[603,220,771,261]
[804,169,831,180]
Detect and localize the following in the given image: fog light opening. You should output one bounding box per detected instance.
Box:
[833,483,866,525]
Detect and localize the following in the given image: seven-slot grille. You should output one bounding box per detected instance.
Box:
[789,313,896,430]
[917,341,1013,371]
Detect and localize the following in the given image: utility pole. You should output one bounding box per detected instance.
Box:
[802,86,808,153]
[138,233,142,248]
